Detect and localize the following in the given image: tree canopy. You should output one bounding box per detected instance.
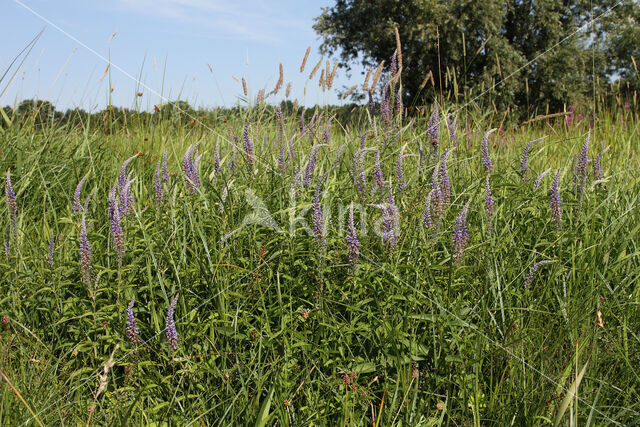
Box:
[313,0,639,116]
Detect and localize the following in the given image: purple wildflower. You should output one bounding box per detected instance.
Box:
[423,189,434,229]
[520,138,541,180]
[48,235,55,267]
[382,187,398,251]
[278,139,287,172]
[228,142,236,172]
[593,149,605,181]
[549,169,562,226]
[395,150,406,192]
[182,143,201,193]
[524,260,554,288]
[368,95,376,116]
[534,169,551,191]
[165,295,179,352]
[5,171,17,234]
[162,150,169,182]
[108,184,125,263]
[346,205,360,269]
[119,156,136,191]
[484,174,495,218]
[304,145,320,187]
[79,214,92,285]
[372,150,385,191]
[359,130,366,150]
[625,101,630,115]
[119,173,134,217]
[73,174,88,215]
[574,133,590,193]
[452,202,470,265]
[126,296,140,346]
[481,130,494,172]
[312,179,325,246]
[243,121,255,172]
[153,161,163,207]
[427,106,440,150]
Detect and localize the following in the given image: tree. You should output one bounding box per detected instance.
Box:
[314,0,638,117]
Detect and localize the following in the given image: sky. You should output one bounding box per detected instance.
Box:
[0,0,367,112]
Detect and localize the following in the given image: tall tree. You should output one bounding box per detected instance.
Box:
[314,0,637,116]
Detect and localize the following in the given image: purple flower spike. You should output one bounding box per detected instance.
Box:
[182,142,201,193]
[153,161,163,207]
[423,189,434,229]
[481,130,495,172]
[300,110,306,138]
[427,106,440,150]
[119,156,136,191]
[484,174,495,218]
[382,186,398,251]
[346,205,360,269]
[165,295,179,352]
[119,174,134,217]
[549,169,562,226]
[108,184,125,263]
[126,296,140,346]
[452,202,470,265]
[574,133,590,193]
[304,145,320,187]
[593,149,605,181]
[5,171,17,233]
[243,121,255,172]
[79,214,92,285]
[48,235,55,267]
[73,174,88,215]
[162,150,169,182]
[395,151,406,192]
[520,138,542,180]
[524,260,554,288]
[533,169,551,191]
[372,150,385,191]
[312,179,325,246]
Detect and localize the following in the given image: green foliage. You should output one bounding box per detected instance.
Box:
[0,101,639,425]
[314,0,640,116]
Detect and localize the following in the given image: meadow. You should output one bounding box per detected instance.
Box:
[1,88,639,425]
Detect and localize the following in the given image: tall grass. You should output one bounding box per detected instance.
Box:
[1,95,639,425]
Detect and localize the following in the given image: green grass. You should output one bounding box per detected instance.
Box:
[1,103,639,426]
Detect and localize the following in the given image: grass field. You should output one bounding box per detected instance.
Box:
[1,96,639,425]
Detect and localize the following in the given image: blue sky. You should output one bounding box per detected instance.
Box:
[1,0,366,112]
